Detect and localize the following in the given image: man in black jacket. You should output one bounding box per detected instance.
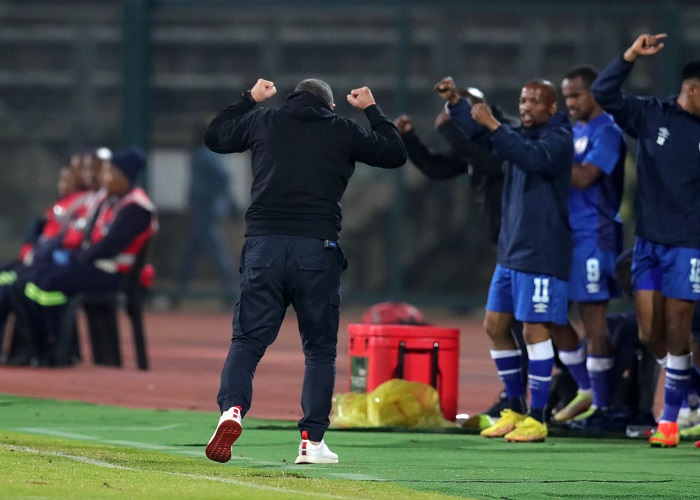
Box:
[394,88,509,245]
[203,78,407,465]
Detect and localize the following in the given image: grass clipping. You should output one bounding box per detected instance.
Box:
[331,379,455,429]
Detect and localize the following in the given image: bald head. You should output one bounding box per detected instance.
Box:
[524,80,557,106]
[519,80,558,128]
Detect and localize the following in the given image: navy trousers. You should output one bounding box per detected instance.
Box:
[217,235,345,442]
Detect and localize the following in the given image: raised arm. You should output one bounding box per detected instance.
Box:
[438,119,504,177]
[348,86,408,168]
[204,78,277,153]
[394,114,470,180]
[489,124,573,177]
[435,76,492,146]
[623,33,667,63]
[591,34,666,136]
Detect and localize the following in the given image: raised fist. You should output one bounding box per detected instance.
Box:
[347,86,376,110]
[250,78,277,102]
[393,114,413,133]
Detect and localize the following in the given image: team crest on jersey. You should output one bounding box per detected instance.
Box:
[574,136,589,154]
[656,127,670,146]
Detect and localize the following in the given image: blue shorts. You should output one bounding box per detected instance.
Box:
[568,242,621,302]
[632,237,700,300]
[486,264,569,325]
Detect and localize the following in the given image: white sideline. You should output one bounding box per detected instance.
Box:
[5,444,353,499]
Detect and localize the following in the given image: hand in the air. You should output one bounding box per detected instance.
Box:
[250,78,277,102]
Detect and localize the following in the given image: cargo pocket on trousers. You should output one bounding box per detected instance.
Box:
[328,292,341,337]
[238,254,274,335]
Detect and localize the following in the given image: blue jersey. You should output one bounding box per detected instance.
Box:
[450,100,574,281]
[592,56,700,249]
[568,113,626,251]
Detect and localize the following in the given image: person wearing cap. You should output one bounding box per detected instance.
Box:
[8,147,158,366]
[202,77,406,465]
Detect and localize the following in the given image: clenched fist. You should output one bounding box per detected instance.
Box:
[347,86,376,110]
[250,78,277,103]
[393,114,413,133]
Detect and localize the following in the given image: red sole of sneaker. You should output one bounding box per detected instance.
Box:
[205,420,242,463]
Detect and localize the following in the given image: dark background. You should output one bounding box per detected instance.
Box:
[1,0,696,310]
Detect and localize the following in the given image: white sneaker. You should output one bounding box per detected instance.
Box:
[206,406,242,463]
[294,431,338,464]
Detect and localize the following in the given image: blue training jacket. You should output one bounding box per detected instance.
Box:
[592,56,700,249]
[450,99,574,281]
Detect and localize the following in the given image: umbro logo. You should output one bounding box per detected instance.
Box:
[657,127,670,146]
[534,303,548,313]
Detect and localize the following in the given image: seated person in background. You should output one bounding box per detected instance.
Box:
[1,149,111,364]
[9,148,158,366]
[0,158,89,363]
[19,161,87,265]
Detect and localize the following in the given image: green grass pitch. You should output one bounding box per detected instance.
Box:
[1,394,699,499]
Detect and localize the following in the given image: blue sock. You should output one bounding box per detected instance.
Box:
[661,354,692,423]
[587,356,613,409]
[527,340,555,422]
[558,343,591,392]
[491,349,527,415]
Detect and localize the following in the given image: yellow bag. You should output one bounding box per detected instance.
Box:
[331,392,370,427]
[332,379,455,428]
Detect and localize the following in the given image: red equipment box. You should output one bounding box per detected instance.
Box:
[347,324,460,421]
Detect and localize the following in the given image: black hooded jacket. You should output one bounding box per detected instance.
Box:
[204,91,407,241]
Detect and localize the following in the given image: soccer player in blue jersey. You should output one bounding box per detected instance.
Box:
[552,66,627,427]
[437,76,573,442]
[592,33,700,447]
